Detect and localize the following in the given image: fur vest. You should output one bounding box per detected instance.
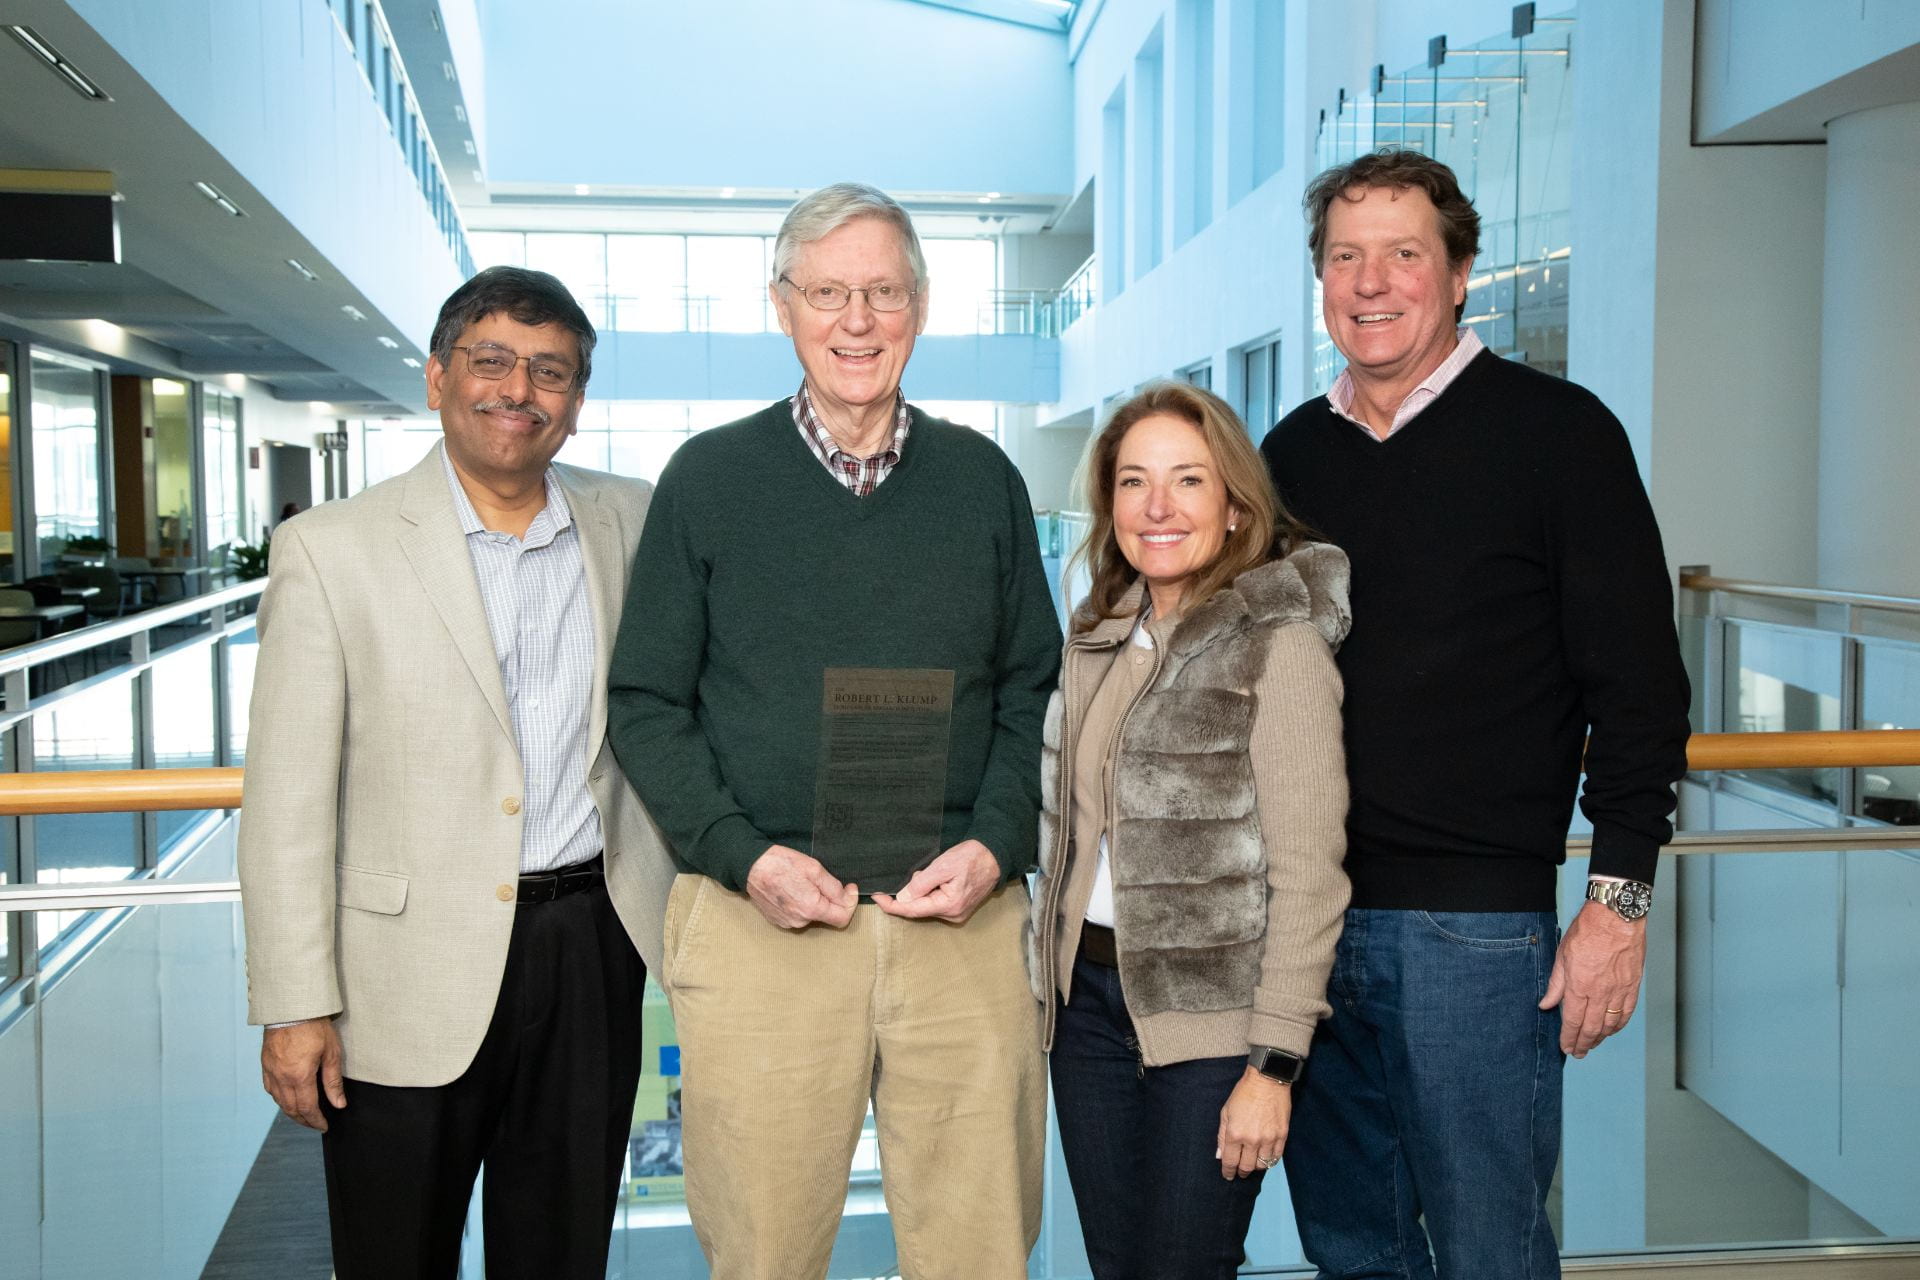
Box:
[1029,544,1351,1018]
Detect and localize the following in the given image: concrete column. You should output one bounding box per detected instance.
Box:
[1817,101,1920,594]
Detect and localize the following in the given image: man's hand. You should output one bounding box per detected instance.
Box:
[1216,1068,1292,1179]
[872,839,1001,924]
[1540,900,1647,1058]
[262,1018,347,1131]
[746,845,858,929]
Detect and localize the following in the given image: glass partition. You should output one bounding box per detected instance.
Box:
[1856,641,1920,825]
[32,676,140,951]
[152,646,218,852]
[30,348,104,568]
[1722,622,1844,805]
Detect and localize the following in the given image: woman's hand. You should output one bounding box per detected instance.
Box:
[1216,1066,1292,1179]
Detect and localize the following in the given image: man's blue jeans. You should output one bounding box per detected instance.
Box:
[1284,908,1564,1280]
[1051,952,1267,1279]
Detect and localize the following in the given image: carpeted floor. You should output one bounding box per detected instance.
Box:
[200,1113,334,1280]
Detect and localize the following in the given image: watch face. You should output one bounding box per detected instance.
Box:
[1616,881,1652,918]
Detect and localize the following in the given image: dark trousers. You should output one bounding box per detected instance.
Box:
[1284,908,1564,1280]
[1050,951,1265,1280]
[320,880,646,1280]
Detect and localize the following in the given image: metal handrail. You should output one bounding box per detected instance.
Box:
[0,577,265,675]
[1679,570,1920,616]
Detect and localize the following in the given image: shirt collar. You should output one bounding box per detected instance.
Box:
[794,381,910,461]
[1329,326,1486,438]
[441,444,572,545]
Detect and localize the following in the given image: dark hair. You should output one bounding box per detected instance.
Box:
[1304,148,1481,312]
[428,266,597,388]
[1071,382,1314,632]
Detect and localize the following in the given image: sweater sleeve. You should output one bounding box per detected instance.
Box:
[1246,623,1351,1057]
[963,461,1064,878]
[606,454,768,892]
[1553,401,1693,885]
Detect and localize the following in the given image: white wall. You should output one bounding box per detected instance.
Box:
[475,0,1072,196]
[1696,0,1920,142]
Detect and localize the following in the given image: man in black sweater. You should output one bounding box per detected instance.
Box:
[1261,151,1690,1279]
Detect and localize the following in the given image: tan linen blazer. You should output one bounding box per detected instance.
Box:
[237,441,677,1087]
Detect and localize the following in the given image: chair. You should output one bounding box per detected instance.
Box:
[0,589,42,663]
[113,557,152,610]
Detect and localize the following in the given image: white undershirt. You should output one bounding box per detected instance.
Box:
[1085,617,1155,928]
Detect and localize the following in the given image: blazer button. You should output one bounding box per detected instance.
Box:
[496,884,515,902]
[501,797,521,815]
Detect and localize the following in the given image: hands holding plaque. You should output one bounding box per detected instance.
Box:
[746,844,859,929]
[872,839,1000,924]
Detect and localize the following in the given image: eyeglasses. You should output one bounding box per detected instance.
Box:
[779,275,918,313]
[448,344,578,393]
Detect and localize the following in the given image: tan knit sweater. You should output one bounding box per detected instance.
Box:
[1033,554,1351,1065]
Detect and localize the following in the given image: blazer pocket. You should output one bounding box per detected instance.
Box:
[337,864,409,916]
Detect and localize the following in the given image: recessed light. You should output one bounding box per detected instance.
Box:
[987,191,1002,198]
[7,26,110,101]
[720,187,736,198]
[286,258,319,282]
[402,357,422,368]
[471,169,483,182]
[376,335,399,349]
[428,8,440,31]
[463,139,476,156]
[442,61,456,81]
[977,197,991,204]
[454,104,467,122]
[340,304,366,322]
[574,183,590,195]
[193,180,245,217]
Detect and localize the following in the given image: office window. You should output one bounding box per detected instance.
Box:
[203,389,243,557]
[1241,337,1280,436]
[30,349,103,567]
[524,234,609,330]
[1181,361,1212,391]
[607,236,690,332]
[686,237,771,333]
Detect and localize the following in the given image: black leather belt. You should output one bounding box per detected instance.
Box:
[1079,922,1119,968]
[517,854,604,905]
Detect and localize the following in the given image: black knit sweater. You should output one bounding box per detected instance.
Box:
[1261,350,1691,911]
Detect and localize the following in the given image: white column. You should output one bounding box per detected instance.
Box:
[1817,101,1920,594]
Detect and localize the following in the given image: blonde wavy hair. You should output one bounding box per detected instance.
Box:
[1070,382,1310,634]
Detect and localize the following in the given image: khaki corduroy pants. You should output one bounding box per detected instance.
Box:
[660,874,1044,1280]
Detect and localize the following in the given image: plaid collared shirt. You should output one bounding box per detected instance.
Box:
[791,382,911,497]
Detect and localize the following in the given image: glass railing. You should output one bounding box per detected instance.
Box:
[598,289,1071,338]
[1051,255,1097,336]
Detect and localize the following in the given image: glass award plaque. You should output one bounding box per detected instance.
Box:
[811,667,954,891]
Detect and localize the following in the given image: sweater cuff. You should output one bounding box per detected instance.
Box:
[965,818,1027,882]
[1588,820,1662,887]
[702,814,774,894]
[1246,1010,1317,1060]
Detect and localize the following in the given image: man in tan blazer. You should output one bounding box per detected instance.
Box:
[238,266,674,1279]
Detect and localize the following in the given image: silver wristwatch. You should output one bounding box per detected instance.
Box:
[1585,878,1653,921]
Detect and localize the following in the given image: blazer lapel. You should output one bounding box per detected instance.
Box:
[397,442,515,744]
[561,469,625,754]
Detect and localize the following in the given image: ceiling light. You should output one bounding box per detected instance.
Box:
[720,187,736,199]
[376,335,399,349]
[463,139,476,156]
[7,25,110,100]
[442,61,456,81]
[428,8,440,31]
[987,191,1002,198]
[402,357,422,368]
[340,304,366,322]
[286,258,319,282]
[471,169,483,182]
[193,180,245,217]
[574,183,590,195]
[454,104,467,122]
[977,196,991,204]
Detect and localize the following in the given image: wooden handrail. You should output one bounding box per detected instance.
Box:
[1679,571,1920,615]
[1,729,1919,816]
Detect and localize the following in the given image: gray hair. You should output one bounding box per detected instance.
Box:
[771,182,928,289]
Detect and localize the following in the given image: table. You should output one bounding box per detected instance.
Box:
[0,604,82,626]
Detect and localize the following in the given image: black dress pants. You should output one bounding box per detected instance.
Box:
[319,879,646,1279]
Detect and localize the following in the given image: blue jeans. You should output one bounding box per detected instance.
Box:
[1284,909,1564,1280]
[1050,952,1266,1280]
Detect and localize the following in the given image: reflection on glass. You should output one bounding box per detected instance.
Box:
[1724,622,1843,804]
[0,346,15,580]
[1857,642,1920,824]
[153,647,217,851]
[227,630,259,765]
[687,236,770,333]
[147,378,198,564]
[31,349,103,565]
[203,389,243,560]
[32,676,139,949]
[920,238,996,336]
[609,235,690,332]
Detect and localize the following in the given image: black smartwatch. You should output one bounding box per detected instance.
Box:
[1248,1045,1305,1085]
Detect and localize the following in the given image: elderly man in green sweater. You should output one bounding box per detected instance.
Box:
[607,182,1061,1280]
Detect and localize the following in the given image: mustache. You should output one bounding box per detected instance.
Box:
[472,397,552,427]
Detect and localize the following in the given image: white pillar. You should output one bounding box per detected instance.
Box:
[1817,101,1920,594]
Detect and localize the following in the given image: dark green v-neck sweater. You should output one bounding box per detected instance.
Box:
[1262,351,1691,910]
[608,400,1062,896]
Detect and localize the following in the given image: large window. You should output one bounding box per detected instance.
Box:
[1241,336,1281,437]
[202,389,243,558]
[30,349,103,567]
[469,231,1000,335]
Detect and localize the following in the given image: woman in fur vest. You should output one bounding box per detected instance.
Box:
[1030,382,1352,1278]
